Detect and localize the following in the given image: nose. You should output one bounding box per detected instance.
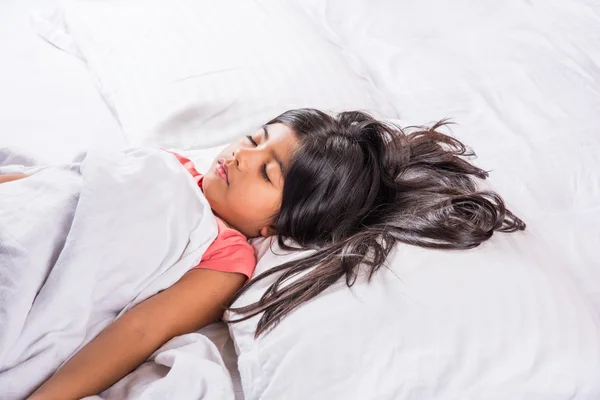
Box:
[232,147,253,171]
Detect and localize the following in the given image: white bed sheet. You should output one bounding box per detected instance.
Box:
[0,1,243,398]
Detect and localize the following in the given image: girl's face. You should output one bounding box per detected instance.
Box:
[202,123,299,238]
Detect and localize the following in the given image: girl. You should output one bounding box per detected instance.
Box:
[25,108,524,399]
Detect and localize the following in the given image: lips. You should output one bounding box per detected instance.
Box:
[216,158,229,184]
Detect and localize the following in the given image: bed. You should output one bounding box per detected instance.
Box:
[1,0,599,399]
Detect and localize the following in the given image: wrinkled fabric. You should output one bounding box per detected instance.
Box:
[0,148,233,400]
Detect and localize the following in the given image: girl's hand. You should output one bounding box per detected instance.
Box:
[28,268,246,400]
[0,173,29,184]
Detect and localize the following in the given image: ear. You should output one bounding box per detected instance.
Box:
[259,224,277,238]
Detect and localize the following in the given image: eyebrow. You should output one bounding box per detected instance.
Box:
[262,125,285,177]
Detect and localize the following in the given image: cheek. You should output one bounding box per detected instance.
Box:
[229,184,281,220]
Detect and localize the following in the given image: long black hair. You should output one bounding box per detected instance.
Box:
[228,108,525,336]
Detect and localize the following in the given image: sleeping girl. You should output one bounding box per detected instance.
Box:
[4,108,524,399]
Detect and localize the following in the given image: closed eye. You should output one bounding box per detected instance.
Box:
[261,164,271,183]
[246,135,258,146]
[246,135,270,183]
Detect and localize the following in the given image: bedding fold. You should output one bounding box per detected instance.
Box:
[0,148,233,400]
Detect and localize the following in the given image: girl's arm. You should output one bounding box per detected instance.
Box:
[29,269,246,400]
[0,173,29,184]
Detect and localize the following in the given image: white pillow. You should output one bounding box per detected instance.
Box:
[36,0,394,149]
[286,0,600,317]
[229,233,600,399]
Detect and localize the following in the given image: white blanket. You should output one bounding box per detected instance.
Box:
[0,148,235,400]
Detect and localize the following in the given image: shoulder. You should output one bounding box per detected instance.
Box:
[197,218,257,279]
[208,218,253,254]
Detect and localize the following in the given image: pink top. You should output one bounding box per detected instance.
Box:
[171,152,256,279]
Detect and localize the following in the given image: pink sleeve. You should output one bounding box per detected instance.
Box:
[194,219,257,279]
